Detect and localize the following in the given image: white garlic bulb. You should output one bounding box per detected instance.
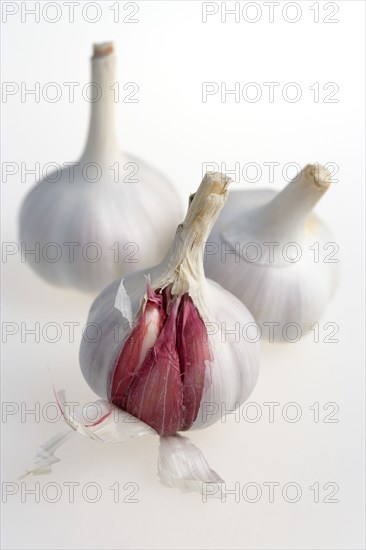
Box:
[204,165,339,341]
[19,42,183,293]
[26,173,259,494]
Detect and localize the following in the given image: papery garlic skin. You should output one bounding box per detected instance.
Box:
[19,42,183,293]
[80,172,259,434]
[204,164,339,340]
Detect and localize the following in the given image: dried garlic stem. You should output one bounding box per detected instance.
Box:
[264,163,331,224]
[237,163,332,241]
[156,172,232,295]
[83,42,118,161]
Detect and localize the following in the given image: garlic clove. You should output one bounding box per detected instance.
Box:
[111,282,215,435]
[111,281,166,404]
[176,293,211,430]
[113,292,183,435]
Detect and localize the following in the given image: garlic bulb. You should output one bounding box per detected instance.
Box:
[204,164,339,340]
[80,171,259,432]
[25,172,259,493]
[19,42,182,293]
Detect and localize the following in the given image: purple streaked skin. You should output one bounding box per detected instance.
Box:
[110,282,211,435]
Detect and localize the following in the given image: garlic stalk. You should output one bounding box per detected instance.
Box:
[19,42,183,293]
[204,164,339,340]
[25,172,260,494]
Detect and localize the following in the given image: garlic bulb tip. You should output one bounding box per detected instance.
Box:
[304,163,331,191]
[92,42,114,58]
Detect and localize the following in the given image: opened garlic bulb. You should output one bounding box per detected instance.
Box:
[80,171,259,432]
[205,164,339,340]
[26,173,259,494]
[19,42,182,293]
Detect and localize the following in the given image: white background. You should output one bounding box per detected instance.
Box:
[1,1,365,549]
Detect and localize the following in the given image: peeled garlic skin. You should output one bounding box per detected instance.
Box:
[19,155,182,293]
[205,187,339,338]
[79,268,259,433]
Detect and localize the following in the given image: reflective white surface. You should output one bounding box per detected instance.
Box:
[1,1,365,549]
